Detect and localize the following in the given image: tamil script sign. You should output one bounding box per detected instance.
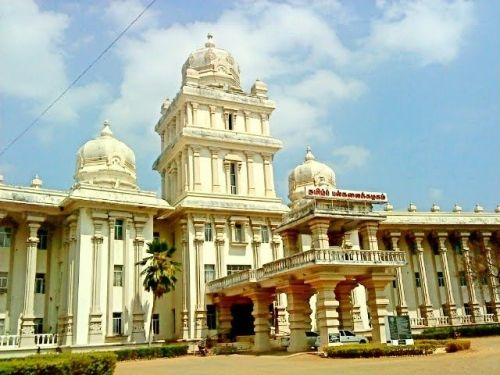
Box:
[305,187,388,203]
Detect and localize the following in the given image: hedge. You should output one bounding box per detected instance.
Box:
[0,352,116,375]
[115,344,188,361]
[323,343,436,358]
[414,324,500,340]
[445,340,471,353]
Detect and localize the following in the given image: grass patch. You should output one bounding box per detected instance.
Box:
[322,343,436,358]
[115,343,188,361]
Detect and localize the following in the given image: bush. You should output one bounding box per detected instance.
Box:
[0,352,116,375]
[445,340,471,353]
[213,344,239,355]
[414,324,500,340]
[323,343,436,358]
[115,344,188,361]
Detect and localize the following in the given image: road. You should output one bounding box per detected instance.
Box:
[116,336,500,375]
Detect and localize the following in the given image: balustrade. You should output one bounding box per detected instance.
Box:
[410,317,426,327]
[34,333,58,346]
[483,314,494,323]
[0,335,19,348]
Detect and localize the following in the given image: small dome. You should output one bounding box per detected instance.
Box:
[181,34,241,89]
[75,121,137,189]
[288,147,336,203]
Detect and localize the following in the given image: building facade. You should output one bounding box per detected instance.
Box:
[0,36,499,353]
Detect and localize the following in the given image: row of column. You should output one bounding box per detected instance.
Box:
[388,231,500,323]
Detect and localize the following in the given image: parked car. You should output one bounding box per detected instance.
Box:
[281,331,320,350]
[314,330,369,347]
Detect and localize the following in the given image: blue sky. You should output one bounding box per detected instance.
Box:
[0,0,498,212]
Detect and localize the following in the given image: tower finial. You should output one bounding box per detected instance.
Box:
[101,120,113,136]
[305,145,315,161]
[205,33,215,48]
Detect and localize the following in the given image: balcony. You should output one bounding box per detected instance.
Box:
[207,248,406,294]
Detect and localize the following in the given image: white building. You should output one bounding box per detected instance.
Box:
[0,36,499,353]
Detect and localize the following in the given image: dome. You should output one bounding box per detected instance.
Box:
[288,147,336,203]
[182,34,241,89]
[74,121,137,189]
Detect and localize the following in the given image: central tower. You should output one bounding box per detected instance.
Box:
[153,35,288,340]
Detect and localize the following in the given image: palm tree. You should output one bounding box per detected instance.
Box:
[137,239,180,345]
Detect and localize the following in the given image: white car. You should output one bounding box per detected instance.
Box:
[314,330,369,347]
[281,331,320,349]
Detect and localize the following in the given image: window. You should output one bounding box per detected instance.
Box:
[0,272,7,292]
[261,226,269,243]
[113,265,123,287]
[0,227,12,248]
[392,280,397,289]
[486,302,494,315]
[230,163,237,194]
[464,303,472,316]
[35,273,45,294]
[34,318,43,334]
[114,219,124,240]
[206,304,217,330]
[37,229,48,250]
[0,319,4,335]
[459,271,467,286]
[204,264,216,283]
[112,313,122,335]
[153,232,160,242]
[228,113,234,130]
[152,313,160,335]
[226,264,251,276]
[415,272,421,288]
[437,272,445,287]
[204,223,213,242]
[479,272,488,286]
[452,240,462,255]
[235,224,244,242]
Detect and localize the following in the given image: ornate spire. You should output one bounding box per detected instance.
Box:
[305,146,315,161]
[205,33,215,48]
[101,120,113,137]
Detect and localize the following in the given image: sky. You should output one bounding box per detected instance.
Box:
[0,0,498,212]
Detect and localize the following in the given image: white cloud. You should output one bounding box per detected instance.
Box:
[363,0,474,65]
[429,187,443,201]
[332,145,370,170]
[104,0,160,32]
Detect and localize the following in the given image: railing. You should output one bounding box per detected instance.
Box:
[435,316,450,326]
[410,317,426,327]
[0,335,19,348]
[483,314,495,323]
[207,248,406,293]
[458,315,473,325]
[35,333,58,346]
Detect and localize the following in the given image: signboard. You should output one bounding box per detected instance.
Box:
[305,187,388,203]
[386,315,412,341]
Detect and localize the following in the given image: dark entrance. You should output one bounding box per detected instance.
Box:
[230,303,254,338]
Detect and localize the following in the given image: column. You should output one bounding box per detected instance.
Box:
[336,284,354,330]
[88,219,104,344]
[260,113,269,135]
[180,221,190,340]
[481,233,500,320]
[437,232,458,323]
[122,219,131,337]
[243,111,251,132]
[192,147,202,191]
[106,218,115,336]
[191,102,198,126]
[389,232,408,315]
[262,154,274,197]
[359,223,379,251]
[194,237,206,339]
[252,241,261,269]
[460,232,482,322]
[19,220,42,347]
[177,154,183,196]
[60,218,77,345]
[183,147,189,192]
[245,152,255,196]
[270,239,287,334]
[413,233,434,323]
[247,290,274,352]
[307,276,342,349]
[278,283,313,352]
[186,102,192,126]
[281,230,299,256]
[131,218,147,342]
[215,296,232,340]
[214,218,226,278]
[361,275,392,344]
[209,105,216,128]
[210,148,220,193]
[309,219,330,250]
[223,160,231,194]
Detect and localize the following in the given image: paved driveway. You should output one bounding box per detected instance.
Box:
[116,336,500,375]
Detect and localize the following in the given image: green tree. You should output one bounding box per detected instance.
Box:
[137,240,180,345]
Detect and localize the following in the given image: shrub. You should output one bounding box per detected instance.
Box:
[115,344,188,361]
[213,344,239,355]
[322,343,436,358]
[414,324,500,340]
[0,352,116,375]
[445,340,471,353]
